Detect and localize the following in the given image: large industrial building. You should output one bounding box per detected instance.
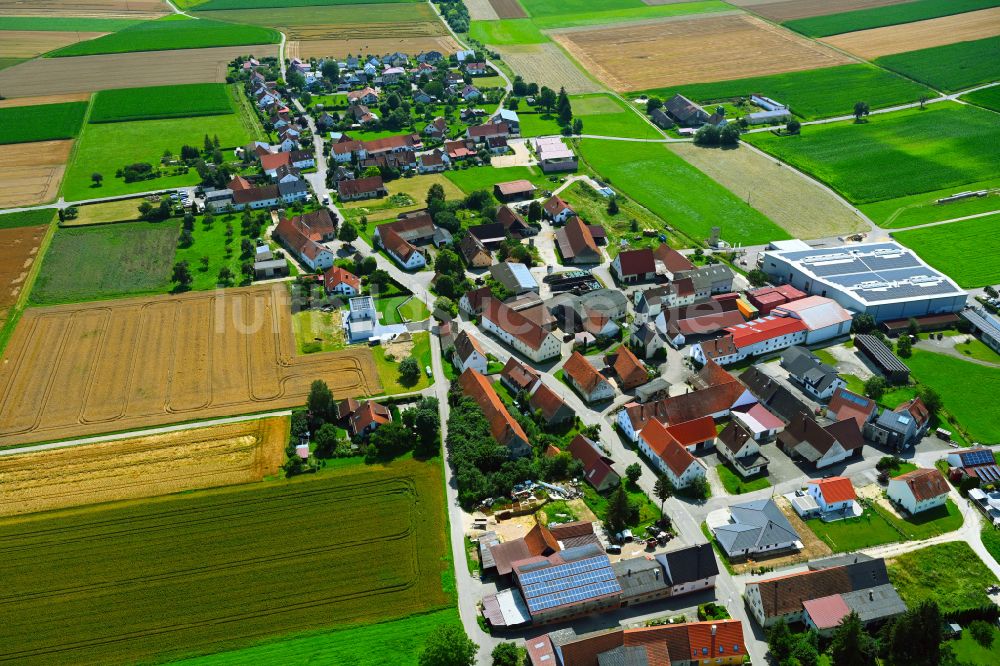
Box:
[760,242,966,322]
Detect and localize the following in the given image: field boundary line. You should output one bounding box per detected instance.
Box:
[886,207,1000,233]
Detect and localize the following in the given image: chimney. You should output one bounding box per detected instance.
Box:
[869,590,874,601]
[628,569,632,577]
[711,624,717,636]
[655,569,660,579]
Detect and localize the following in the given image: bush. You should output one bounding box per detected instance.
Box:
[969,620,994,647]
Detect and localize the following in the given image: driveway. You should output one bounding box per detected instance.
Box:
[491,138,534,168]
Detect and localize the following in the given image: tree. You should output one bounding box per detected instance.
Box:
[307,379,334,423]
[853,101,870,122]
[969,620,994,647]
[572,117,583,135]
[919,94,928,110]
[172,261,192,289]
[748,269,769,287]
[491,642,524,666]
[625,462,642,485]
[719,123,741,146]
[91,172,103,187]
[556,86,572,125]
[287,70,306,90]
[538,86,557,113]
[606,484,632,536]
[896,334,912,358]
[338,220,358,244]
[527,200,542,223]
[653,475,674,515]
[884,600,943,666]
[864,376,887,401]
[830,612,876,666]
[419,625,478,666]
[607,196,619,215]
[507,97,520,111]
[427,182,446,206]
[179,229,194,248]
[366,421,413,462]
[399,356,421,387]
[852,312,876,334]
[646,97,663,114]
[694,124,721,146]
[767,620,795,664]
[218,266,234,285]
[786,119,801,134]
[916,385,942,413]
[689,476,710,500]
[313,422,340,458]
[321,59,339,83]
[908,317,921,337]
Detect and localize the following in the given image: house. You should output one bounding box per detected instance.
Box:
[528,382,574,426]
[650,107,673,129]
[459,285,493,316]
[468,121,509,143]
[612,248,656,284]
[481,297,562,362]
[866,397,930,451]
[747,285,807,316]
[888,468,949,514]
[461,85,481,101]
[567,435,620,492]
[453,329,488,374]
[780,346,846,400]
[350,104,378,124]
[273,211,337,271]
[487,136,508,154]
[688,315,808,366]
[500,357,540,395]
[713,499,800,560]
[653,243,695,279]
[345,400,391,437]
[423,116,447,139]
[738,366,812,425]
[612,543,719,608]
[555,217,602,264]
[716,421,769,477]
[635,377,671,403]
[345,296,378,342]
[606,346,648,391]
[490,262,538,295]
[947,447,1000,485]
[445,138,476,160]
[375,212,436,244]
[416,50,443,64]
[464,61,487,76]
[492,108,520,135]
[379,226,426,270]
[655,295,746,348]
[729,402,784,442]
[338,175,387,201]
[773,296,853,345]
[562,351,615,403]
[485,521,561,578]
[496,205,531,237]
[382,66,405,84]
[324,266,360,296]
[634,281,696,320]
[629,321,666,359]
[805,477,858,517]
[826,388,877,428]
[542,195,574,224]
[417,150,448,174]
[664,93,709,126]
[494,180,536,202]
[457,233,492,268]
[637,419,708,488]
[232,184,282,210]
[745,555,905,629]
[778,413,864,469]
[676,264,734,299]
[459,368,531,458]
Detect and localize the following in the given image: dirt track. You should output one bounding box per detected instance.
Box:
[0,416,288,516]
[0,140,72,207]
[0,45,278,98]
[0,284,381,446]
[821,7,1000,59]
[553,13,853,91]
[729,0,911,22]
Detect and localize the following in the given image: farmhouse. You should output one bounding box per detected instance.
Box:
[637,419,708,489]
[888,468,949,515]
[633,280,697,323]
[337,175,387,201]
[826,388,877,428]
[459,368,531,458]
[780,346,846,400]
[534,136,577,173]
[468,220,505,248]
[688,315,808,367]
[568,435,620,492]
[611,248,656,284]
[717,420,769,477]
[501,357,541,395]
[543,195,575,224]
[562,351,615,403]
[453,330,488,374]
[323,266,360,296]
[663,94,709,126]
[655,294,745,347]
[481,298,562,362]
[496,205,532,237]
[866,397,930,451]
[495,179,536,202]
[605,346,648,391]
[778,413,864,469]
[459,286,493,316]
[274,211,337,271]
[653,243,695,279]
[528,382,574,426]
[676,264,735,299]
[417,151,447,173]
[713,499,799,560]
[555,217,602,264]
[468,122,509,143]
[378,226,426,270]
[457,233,492,268]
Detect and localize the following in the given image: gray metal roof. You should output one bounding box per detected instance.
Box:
[612,557,669,599]
[599,646,649,666]
[715,499,799,555]
[842,584,907,623]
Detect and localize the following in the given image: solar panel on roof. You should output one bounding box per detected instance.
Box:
[525,579,622,613]
[964,450,994,466]
[844,392,868,406]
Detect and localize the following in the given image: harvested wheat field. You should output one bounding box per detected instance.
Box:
[0,417,288,516]
[0,30,108,59]
[0,44,277,98]
[489,0,527,19]
[0,283,380,447]
[496,42,603,93]
[289,35,460,60]
[669,143,867,239]
[0,140,72,207]
[0,92,91,109]
[729,0,911,22]
[553,14,853,91]
[0,0,167,18]
[822,8,1000,59]
[0,225,47,320]
[466,0,500,20]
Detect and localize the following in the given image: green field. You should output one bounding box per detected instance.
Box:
[874,499,963,541]
[0,209,55,230]
[0,58,22,72]
[173,608,461,666]
[291,309,345,353]
[893,213,1000,287]
[744,103,1000,204]
[375,296,431,325]
[89,83,234,123]
[523,0,730,29]
[30,220,179,305]
[573,94,657,138]
[582,482,661,531]
[0,459,450,665]
[784,0,1000,37]
[469,19,548,45]
[47,16,279,57]
[0,16,143,31]
[806,509,902,552]
[963,84,1000,112]
[174,214,255,292]
[62,114,252,200]
[578,139,789,245]
[641,64,934,121]
[373,331,432,395]
[445,165,550,195]
[716,464,770,495]
[907,349,1000,444]
[199,3,433,26]
[888,542,997,613]
[948,624,1000,665]
[0,101,88,144]
[862,177,1000,228]
[197,0,419,8]
[875,36,1000,93]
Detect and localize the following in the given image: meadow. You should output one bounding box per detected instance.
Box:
[174,213,255,291]
[888,542,997,613]
[963,84,1000,112]
[47,16,279,57]
[0,208,55,230]
[875,36,1000,92]
[783,0,1000,37]
[373,331,432,395]
[906,349,1000,444]
[196,0,420,7]
[445,165,550,195]
[62,113,252,200]
[861,177,1000,228]
[517,94,657,138]
[30,220,179,304]
[642,64,934,121]
[376,295,431,325]
[89,83,233,123]
[528,0,731,29]
[0,16,142,31]
[0,459,450,665]
[469,19,547,45]
[0,100,88,144]
[577,139,789,246]
[744,103,1000,204]
[893,213,1000,288]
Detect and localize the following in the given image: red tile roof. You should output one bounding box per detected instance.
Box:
[495,179,535,196]
[260,151,291,171]
[802,594,851,630]
[361,133,420,155]
[462,286,493,313]
[665,415,716,448]
[610,346,647,390]
[482,297,552,351]
[827,388,876,428]
[725,315,807,349]
[458,368,529,449]
[227,175,253,191]
[562,351,609,395]
[323,265,360,292]
[379,226,421,261]
[809,476,856,504]
[562,216,599,258]
[616,248,655,277]
[568,435,619,490]
[523,523,560,556]
[543,194,571,217]
[500,357,540,392]
[349,401,390,434]
[653,243,695,274]
[687,620,746,661]
[894,467,949,501]
[897,396,930,428]
[528,382,569,423]
[640,419,698,477]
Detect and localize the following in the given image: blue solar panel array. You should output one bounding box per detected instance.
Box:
[518,555,622,614]
[962,449,995,466]
[525,580,622,614]
[522,568,617,599]
[519,555,610,586]
[841,391,870,407]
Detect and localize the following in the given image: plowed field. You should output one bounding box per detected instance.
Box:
[0,417,288,516]
[0,0,167,18]
[0,284,380,446]
[730,0,911,22]
[288,35,460,60]
[0,140,72,207]
[0,45,277,98]
[0,225,47,324]
[490,0,527,19]
[553,14,852,91]
[467,0,500,20]
[0,92,91,108]
[496,42,603,93]
[0,30,107,58]
[821,8,1000,59]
